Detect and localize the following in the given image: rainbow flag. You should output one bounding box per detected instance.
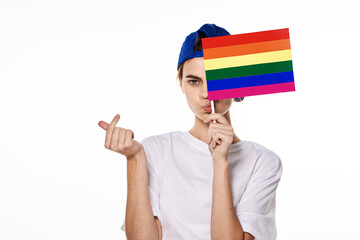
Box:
[202,28,295,101]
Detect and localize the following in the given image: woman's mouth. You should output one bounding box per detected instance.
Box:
[203,105,212,112]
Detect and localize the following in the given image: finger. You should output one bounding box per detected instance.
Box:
[105,114,120,148]
[210,139,218,149]
[204,113,229,125]
[98,121,109,131]
[210,133,221,148]
[209,122,232,133]
[213,131,233,145]
[117,128,126,150]
[209,129,233,142]
[209,138,221,149]
[110,128,120,150]
[209,122,233,132]
[128,129,134,139]
[209,130,232,148]
[207,125,232,145]
[124,130,134,148]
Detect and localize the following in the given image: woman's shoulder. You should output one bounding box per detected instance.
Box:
[243,140,283,175]
[243,140,280,158]
[140,131,184,165]
[141,130,183,146]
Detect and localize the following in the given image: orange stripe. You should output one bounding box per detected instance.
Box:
[203,39,291,60]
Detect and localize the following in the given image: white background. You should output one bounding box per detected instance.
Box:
[1,0,359,239]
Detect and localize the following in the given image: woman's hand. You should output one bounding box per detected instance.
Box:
[98,114,144,159]
[203,113,234,161]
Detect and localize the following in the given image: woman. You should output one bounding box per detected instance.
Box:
[98,23,283,240]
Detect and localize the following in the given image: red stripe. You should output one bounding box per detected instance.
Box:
[208,81,295,100]
[202,28,289,49]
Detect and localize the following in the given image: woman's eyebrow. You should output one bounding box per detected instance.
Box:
[185,75,202,80]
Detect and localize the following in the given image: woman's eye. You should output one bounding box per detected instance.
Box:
[189,80,200,85]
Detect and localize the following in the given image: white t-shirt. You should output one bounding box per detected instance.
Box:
[121,130,283,240]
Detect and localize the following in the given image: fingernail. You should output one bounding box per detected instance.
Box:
[116,114,120,118]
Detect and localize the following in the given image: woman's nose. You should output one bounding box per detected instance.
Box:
[201,82,209,99]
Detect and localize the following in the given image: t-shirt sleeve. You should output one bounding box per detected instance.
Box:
[121,137,161,232]
[235,150,283,240]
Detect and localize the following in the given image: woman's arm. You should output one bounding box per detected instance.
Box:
[211,159,254,240]
[125,150,161,240]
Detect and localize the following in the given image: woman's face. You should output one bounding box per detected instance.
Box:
[180,57,233,120]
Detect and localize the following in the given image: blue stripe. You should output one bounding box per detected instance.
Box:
[207,71,294,91]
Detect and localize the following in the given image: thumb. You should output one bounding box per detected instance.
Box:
[98,121,109,131]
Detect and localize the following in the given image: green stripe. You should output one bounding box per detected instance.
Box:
[205,60,293,81]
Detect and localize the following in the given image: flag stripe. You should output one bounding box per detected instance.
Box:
[207,71,294,91]
[203,39,291,60]
[205,60,293,81]
[202,28,289,49]
[204,49,292,70]
[208,81,296,100]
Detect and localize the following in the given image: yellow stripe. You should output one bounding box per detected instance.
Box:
[204,49,292,70]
